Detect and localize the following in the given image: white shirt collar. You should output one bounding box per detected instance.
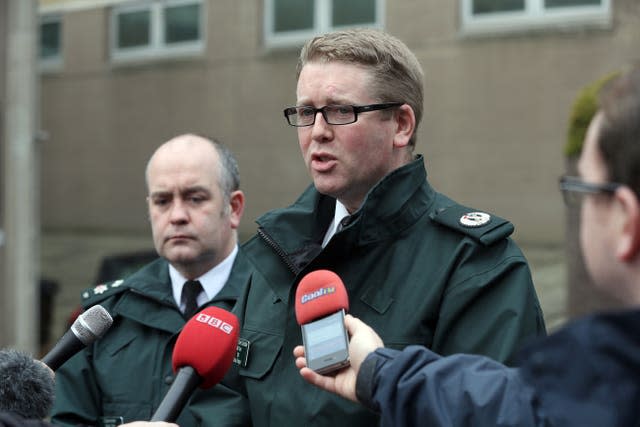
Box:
[322,200,350,248]
[170,245,239,312]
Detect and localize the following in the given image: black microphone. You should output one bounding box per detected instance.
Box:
[0,348,55,419]
[41,305,113,371]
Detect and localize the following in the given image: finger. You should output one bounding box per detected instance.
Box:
[344,314,361,335]
[293,345,305,358]
[295,356,308,369]
[299,367,332,390]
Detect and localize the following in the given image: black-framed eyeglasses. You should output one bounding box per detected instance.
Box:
[559,175,622,205]
[283,102,404,127]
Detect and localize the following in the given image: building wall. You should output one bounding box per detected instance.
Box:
[39,0,640,245]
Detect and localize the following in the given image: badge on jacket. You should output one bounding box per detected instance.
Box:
[459,212,491,227]
[234,338,251,368]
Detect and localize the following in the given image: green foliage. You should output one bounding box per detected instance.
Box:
[565,71,619,157]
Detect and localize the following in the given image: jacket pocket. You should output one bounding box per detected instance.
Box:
[360,285,394,314]
[101,326,138,357]
[237,327,283,380]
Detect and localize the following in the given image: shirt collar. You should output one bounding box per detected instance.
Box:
[322,200,350,248]
[170,245,239,310]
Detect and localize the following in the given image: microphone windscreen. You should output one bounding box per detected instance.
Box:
[295,270,349,325]
[0,348,55,419]
[73,305,113,345]
[172,306,239,389]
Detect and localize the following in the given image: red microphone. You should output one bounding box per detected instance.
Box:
[295,270,351,374]
[151,306,239,422]
[295,270,349,324]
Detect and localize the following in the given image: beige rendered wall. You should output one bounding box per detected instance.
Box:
[387,1,640,244]
[39,0,640,246]
[40,2,308,237]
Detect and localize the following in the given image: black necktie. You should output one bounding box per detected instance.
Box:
[337,216,350,232]
[182,280,203,320]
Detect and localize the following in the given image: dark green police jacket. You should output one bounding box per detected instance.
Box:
[214,155,546,426]
[50,251,252,427]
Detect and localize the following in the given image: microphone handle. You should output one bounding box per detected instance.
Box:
[41,328,85,371]
[151,366,201,422]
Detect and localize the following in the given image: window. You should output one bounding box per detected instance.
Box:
[40,15,62,69]
[461,0,611,35]
[111,0,204,62]
[264,0,384,48]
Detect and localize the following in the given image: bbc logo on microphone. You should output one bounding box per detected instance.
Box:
[195,313,234,335]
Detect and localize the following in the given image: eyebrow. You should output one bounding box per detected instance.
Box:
[149,186,211,198]
[296,96,353,107]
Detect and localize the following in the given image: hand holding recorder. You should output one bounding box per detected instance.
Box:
[294,314,384,403]
[295,270,351,375]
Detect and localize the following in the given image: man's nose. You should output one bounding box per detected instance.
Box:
[169,200,189,223]
[310,111,333,141]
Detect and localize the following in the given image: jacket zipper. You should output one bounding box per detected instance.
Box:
[257,227,300,276]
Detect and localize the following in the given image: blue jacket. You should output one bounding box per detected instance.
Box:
[357,309,640,426]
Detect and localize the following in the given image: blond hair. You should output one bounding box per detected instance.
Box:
[297,28,424,147]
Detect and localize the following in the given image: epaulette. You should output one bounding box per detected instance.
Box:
[80,279,129,308]
[430,204,514,246]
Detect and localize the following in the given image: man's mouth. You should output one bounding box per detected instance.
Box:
[167,234,193,242]
[311,153,337,171]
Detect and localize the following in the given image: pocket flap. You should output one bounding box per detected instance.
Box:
[238,327,284,380]
[100,324,138,357]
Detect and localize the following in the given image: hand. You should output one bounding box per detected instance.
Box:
[293,314,384,403]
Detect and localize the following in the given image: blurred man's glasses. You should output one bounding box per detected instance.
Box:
[559,175,621,206]
[283,102,403,127]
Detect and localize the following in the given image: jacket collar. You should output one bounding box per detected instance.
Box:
[124,257,174,304]
[257,155,435,251]
[351,154,434,244]
[111,252,250,334]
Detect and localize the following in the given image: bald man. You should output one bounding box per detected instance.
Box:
[52,134,251,427]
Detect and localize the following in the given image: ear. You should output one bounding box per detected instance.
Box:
[613,186,640,262]
[228,190,245,230]
[392,104,416,149]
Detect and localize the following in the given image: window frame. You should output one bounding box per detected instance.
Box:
[264,0,385,49]
[39,14,63,71]
[460,0,611,36]
[110,0,205,63]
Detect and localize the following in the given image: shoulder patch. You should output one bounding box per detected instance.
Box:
[81,279,129,308]
[430,204,514,245]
